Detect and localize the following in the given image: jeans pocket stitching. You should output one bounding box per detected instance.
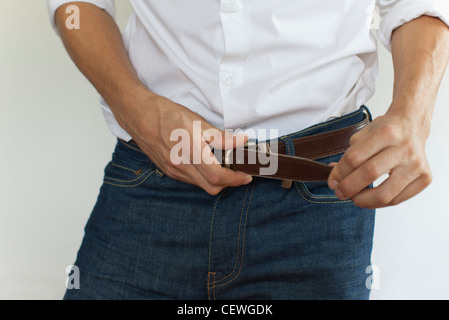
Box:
[294,181,351,204]
[104,166,152,183]
[103,169,156,188]
[207,272,216,300]
[110,161,141,173]
[208,183,255,290]
[213,186,249,284]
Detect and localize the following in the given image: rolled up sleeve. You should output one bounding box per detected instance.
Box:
[46,0,116,34]
[377,0,449,50]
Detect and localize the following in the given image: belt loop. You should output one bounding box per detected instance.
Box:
[361,105,373,122]
[281,136,296,157]
[279,136,296,189]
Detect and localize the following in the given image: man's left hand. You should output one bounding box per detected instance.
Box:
[328,105,433,209]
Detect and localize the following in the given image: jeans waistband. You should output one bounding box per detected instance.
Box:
[280,106,371,141]
[277,106,371,157]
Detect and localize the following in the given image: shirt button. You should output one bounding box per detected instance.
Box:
[226,2,238,13]
[225,76,238,87]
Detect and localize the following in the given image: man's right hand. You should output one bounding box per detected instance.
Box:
[115,92,253,195]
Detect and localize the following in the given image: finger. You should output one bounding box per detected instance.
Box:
[328,126,397,184]
[388,173,432,206]
[153,149,201,184]
[192,163,252,194]
[176,137,251,195]
[178,165,229,195]
[162,148,231,194]
[333,146,402,200]
[150,140,223,192]
[197,138,253,186]
[167,128,250,194]
[350,166,423,209]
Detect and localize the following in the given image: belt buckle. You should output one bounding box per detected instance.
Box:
[223,140,271,168]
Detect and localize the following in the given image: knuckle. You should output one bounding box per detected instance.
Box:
[404,142,417,157]
[365,162,382,181]
[205,186,223,196]
[415,160,426,173]
[346,150,363,168]
[205,173,221,186]
[389,197,402,207]
[422,171,433,187]
[410,157,427,174]
[224,174,240,187]
[352,198,367,209]
[337,180,352,197]
[379,123,401,141]
[349,132,360,146]
[376,191,393,206]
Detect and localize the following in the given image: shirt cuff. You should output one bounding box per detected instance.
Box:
[378,0,449,51]
[46,0,116,34]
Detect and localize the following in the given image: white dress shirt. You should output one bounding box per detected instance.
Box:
[47,0,449,141]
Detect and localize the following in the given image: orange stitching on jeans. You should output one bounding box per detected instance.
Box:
[211,185,249,285]
[207,272,216,300]
[103,170,156,188]
[207,190,226,300]
[294,181,352,204]
[211,182,255,289]
[208,191,226,273]
[111,162,138,173]
[104,167,153,183]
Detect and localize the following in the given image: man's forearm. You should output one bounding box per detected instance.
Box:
[389,16,449,136]
[54,3,152,124]
[54,2,252,194]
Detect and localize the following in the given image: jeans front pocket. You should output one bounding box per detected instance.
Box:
[103,140,156,188]
[295,153,351,204]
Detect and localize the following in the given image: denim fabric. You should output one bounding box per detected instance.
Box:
[63,107,375,300]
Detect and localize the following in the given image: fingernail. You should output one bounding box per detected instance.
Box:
[328,180,338,190]
[334,188,347,200]
[244,176,253,184]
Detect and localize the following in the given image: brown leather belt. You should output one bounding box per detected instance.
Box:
[220,112,370,186]
[128,112,370,186]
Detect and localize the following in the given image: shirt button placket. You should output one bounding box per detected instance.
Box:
[219,0,248,129]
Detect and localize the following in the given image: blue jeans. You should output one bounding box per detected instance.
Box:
[64,107,375,300]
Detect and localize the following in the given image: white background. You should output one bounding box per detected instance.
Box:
[1,0,448,300]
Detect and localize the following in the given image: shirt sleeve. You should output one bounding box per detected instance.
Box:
[46,0,116,34]
[377,0,449,51]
